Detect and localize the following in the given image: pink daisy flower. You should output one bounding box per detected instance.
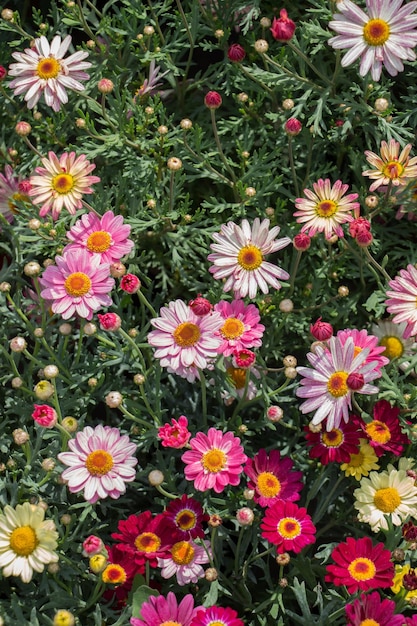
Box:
[208,218,291,299]
[29,151,100,220]
[260,500,316,554]
[130,592,202,626]
[345,590,405,626]
[243,449,303,508]
[182,428,247,493]
[304,420,361,465]
[8,35,91,111]
[214,299,265,356]
[158,538,211,585]
[296,336,380,431]
[32,404,57,428]
[148,300,223,381]
[39,248,114,320]
[64,210,134,263]
[328,0,417,82]
[386,264,417,338]
[363,139,417,192]
[294,179,359,240]
[57,424,138,504]
[163,495,208,540]
[354,399,410,457]
[336,328,389,372]
[0,165,31,223]
[158,416,191,449]
[190,607,244,626]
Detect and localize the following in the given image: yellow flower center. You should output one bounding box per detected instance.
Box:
[51,173,74,194]
[85,449,114,476]
[202,448,226,473]
[173,322,201,347]
[9,525,38,556]
[315,199,337,217]
[382,160,405,180]
[171,541,195,565]
[102,564,127,585]
[373,487,401,513]
[347,450,364,468]
[8,192,28,213]
[226,366,247,390]
[64,272,92,297]
[36,57,61,79]
[220,317,245,340]
[348,557,376,581]
[327,371,349,397]
[161,623,182,626]
[134,532,161,553]
[237,245,263,270]
[321,429,344,448]
[256,472,281,498]
[175,509,197,531]
[379,336,404,359]
[207,622,226,626]
[363,18,390,46]
[277,517,301,539]
[360,620,379,626]
[353,346,362,358]
[87,231,112,253]
[365,420,391,444]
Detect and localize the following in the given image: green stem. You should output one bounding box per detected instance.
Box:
[210,109,237,187]
[287,136,300,198]
[76,0,100,46]
[118,403,153,429]
[137,289,157,317]
[263,53,324,91]
[288,249,302,296]
[287,41,332,86]
[175,0,194,79]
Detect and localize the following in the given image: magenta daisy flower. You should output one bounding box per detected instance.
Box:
[260,500,316,554]
[182,428,247,493]
[294,179,359,240]
[243,449,303,508]
[214,299,265,356]
[386,264,417,339]
[29,151,100,219]
[158,416,191,449]
[163,495,208,539]
[64,210,134,263]
[158,539,211,585]
[8,35,91,111]
[190,606,244,626]
[130,592,202,626]
[148,300,223,381]
[336,328,389,372]
[345,591,405,626]
[328,0,417,82]
[355,399,409,457]
[325,536,395,593]
[363,139,417,192]
[39,248,114,320]
[304,420,361,465]
[57,424,138,504]
[208,218,291,299]
[296,336,380,431]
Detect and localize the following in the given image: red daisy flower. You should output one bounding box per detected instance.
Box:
[190,606,244,626]
[304,420,361,465]
[243,449,303,507]
[163,495,209,540]
[325,537,394,593]
[260,500,316,554]
[355,399,410,457]
[345,590,405,626]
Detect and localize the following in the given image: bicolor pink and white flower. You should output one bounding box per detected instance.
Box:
[208,218,291,299]
[386,264,417,338]
[0,165,30,223]
[328,0,417,82]
[363,139,417,192]
[8,35,91,111]
[65,211,134,263]
[158,539,211,585]
[214,299,265,356]
[190,606,244,626]
[39,248,114,320]
[336,328,389,372]
[130,592,202,626]
[57,424,138,504]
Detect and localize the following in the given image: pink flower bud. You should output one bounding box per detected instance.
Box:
[15,121,31,136]
[293,232,311,251]
[97,313,122,331]
[18,179,32,194]
[189,294,213,316]
[310,318,333,341]
[349,217,371,238]
[32,404,58,427]
[284,117,302,136]
[204,91,222,110]
[227,44,246,62]
[120,273,141,294]
[236,507,255,526]
[97,78,114,94]
[0,66,7,81]
[356,229,373,247]
[266,405,284,422]
[270,9,296,42]
[232,349,256,369]
[346,372,364,390]
[82,535,105,557]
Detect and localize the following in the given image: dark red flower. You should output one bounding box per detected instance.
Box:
[227,44,246,62]
[204,91,222,109]
[304,420,360,465]
[355,399,409,457]
[270,9,296,42]
[310,317,333,341]
[163,494,209,539]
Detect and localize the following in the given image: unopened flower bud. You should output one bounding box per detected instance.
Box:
[109,262,126,278]
[59,323,72,336]
[158,125,168,135]
[276,552,291,566]
[15,121,32,136]
[204,91,222,109]
[310,318,333,341]
[28,218,41,230]
[208,514,222,527]
[205,567,218,581]
[391,548,405,562]
[83,322,97,335]
[0,281,11,292]
[1,9,14,21]
[0,65,6,81]
[42,458,56,472]
[236,507,254,526]
[245,186,256,197]
[134,373,145,385]
[338,286,349,297]
[214,29,224,39]
[285,117,302,136]
[143,25,155,35]
[61,416,78,433]
[88,377,98,388]
[282,98,294,110]
[254,39,269,53]
[237,92,248,102]
[365,195,378,208]
[266,405,284,422]
[293,232,311,251]
[97,313,122,331]
[10,336,27,352]
[76,118,86,128]
[227,43,246,62]
[283,355,297,367]
[89,554,107,573]
[284,366,297,379]
[167,157,182,171]
[347,372,365,390]
[260,16,271,27]
[34,380,54,400]
[279,298,294,313]
[53,610,75,626]
[12,428,29,445]
[270,9,296,42]
[105,391,123,408]
[356,229,373,247]
[189,294,213,316]
[48,562,60,574]
[120,273,141,293]
[243,488,255,500]
[83,535,105,557]
[97,78,114,94]
[11,377,23,388]
[148,470,164,486]
[374,98,389,112]
[43,364,59,379]
[180,118,192,130]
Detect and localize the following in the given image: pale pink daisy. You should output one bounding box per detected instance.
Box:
[386,264,417,338]
[182,428,247,493]
[130,592,202,626]
[328,0,417,82]
[214,299,265,356]
[336,328,389,373]
[29,151,100,220]
[8,35,91,111]
[363,139,417,192]
[57,424,138,504]
[208,218,291,299]
[148,299,223,380]
[39,248,114,320]
[0,165,31,223]
[158,539,212,585]
[294,179,359,240]
[296,336,380,431]
[64,210,134,263]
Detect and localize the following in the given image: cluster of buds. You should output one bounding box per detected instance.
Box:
[349,217,373,247]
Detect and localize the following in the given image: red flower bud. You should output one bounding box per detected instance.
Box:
[355,229,373,248]
[227,44,246,63]
[270,9,296,42]
[347,372,365,390]
[349,217,371,238]
[310,318,333,341]
[285,117,302,136]
[204,91,222,109]
[0,66,6,81]
[293,232,311,251]
[120,273,141,294]
[189,295,213,316]
[97,313,122,331]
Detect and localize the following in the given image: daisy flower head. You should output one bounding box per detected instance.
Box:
[224,359,259,401]
[294,179,359,240]
[8,35,91,111]
[336,328,389,373]
[182,428,247,493]
[64,211,134,263]
[328,0,417,82]
[243,448,303,507]
[386,265,417,339]
[214,299,265,356]
[363,139,417,192]
[345,590,405,626]
[340,438,380,480]
[372,318,416,361]
[130,592,202,626]
[296,336,380,431]
[148,300,223,382]
[101,545,137,607]
[190,606,244,626]
[163,495,208,539]
[158,416,191,449]
[353,464,417,532]
[304,420,361,465]
[208,218,291,299]
[0,165,31,223]
[325,536,394,593]
[158,538,211,585]
[260,500,316,554]
[0,502,58,583]
[29,151,100,220]
[357,399,410,457]
[39,248,114,320]
[57,424,138,504]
